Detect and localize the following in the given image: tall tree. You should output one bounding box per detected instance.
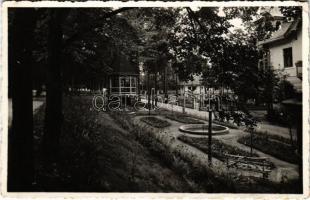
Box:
[36,8,136,160]
[42,9,68,161]
[8,8,38,191]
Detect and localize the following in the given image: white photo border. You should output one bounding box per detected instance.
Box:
[1,1,309,199]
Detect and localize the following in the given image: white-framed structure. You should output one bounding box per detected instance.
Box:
[108,52,139,96]
[258,18,302,92]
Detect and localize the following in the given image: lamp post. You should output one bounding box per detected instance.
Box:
[208,88,212,166]
[249,126,254,156]
[147,70,151,115]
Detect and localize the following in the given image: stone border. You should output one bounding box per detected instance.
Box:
[179,124,229,135]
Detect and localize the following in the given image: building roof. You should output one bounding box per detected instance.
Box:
[257,18,301,46]
[109,52,139,76]
[254,13,285,25]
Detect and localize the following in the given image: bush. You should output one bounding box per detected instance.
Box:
[266,108,287,125]
[140,116,171,128]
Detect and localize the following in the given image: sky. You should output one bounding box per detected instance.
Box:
[219,7,283,32]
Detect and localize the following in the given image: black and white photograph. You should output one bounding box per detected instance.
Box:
[1,1,309,196]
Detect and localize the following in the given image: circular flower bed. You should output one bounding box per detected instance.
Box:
[179,124,229,135]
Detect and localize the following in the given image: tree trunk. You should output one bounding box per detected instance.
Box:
[42,9,66,162]
[164,65,168,103]
[175,74,178,96]
[8,8,37,191]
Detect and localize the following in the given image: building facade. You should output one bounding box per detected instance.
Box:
[257,18,302,92]
[178,75,206,95]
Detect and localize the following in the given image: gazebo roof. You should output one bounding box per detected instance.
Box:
[109,52,139,76]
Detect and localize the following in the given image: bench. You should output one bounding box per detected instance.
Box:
[224,154,272,179]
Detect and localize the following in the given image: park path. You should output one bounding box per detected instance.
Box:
[134,114,299,183]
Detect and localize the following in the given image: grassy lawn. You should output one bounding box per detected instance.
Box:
[251,130,295,145]
[33,96,192,192]
[165,114,204,124]
[238,133,299,164]
[140,116,171,128]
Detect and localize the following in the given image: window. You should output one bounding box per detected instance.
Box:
[120,77,130,87]
[283,47,293,68]
[131,77,136,87]
[111,76,137,95]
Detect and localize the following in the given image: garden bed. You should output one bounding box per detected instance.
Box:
[251,130,295,146]
[165,114,204,124]
[237,133,299,164]
[140,116,171,128]
[178,135,274,169]
[178,135,257,161]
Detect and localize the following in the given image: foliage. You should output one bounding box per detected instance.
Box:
[258,67,280,114]
[274,79,297,102]
[27,8,141,91]
[169,7,264,103]
[265,106,294,127]
[168,7,231,82]
[140,116,171,128]
[216,109,257,129]
[279,6,302,19]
